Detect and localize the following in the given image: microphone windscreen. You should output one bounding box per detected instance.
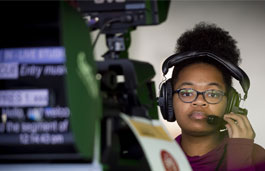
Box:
[207,115,221,125]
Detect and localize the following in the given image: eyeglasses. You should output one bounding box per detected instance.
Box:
[173,88,226,104]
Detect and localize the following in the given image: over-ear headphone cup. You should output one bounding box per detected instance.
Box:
[166,80,175,122]
[225,87,239,114]
[158,83,167,118]
[158,79,176,122]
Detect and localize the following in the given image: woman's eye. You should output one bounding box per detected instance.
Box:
[207,92,220,98]
[181,91,194,97]
[182,93,190,96]
[209,93,217,97]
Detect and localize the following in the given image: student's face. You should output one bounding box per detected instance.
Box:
[173,63,227,136]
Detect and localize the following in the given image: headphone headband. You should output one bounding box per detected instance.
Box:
[162,51,250,99]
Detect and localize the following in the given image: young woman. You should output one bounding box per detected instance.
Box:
[164,22,265,170]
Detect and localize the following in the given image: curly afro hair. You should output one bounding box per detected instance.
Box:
[171,22,241,90]
[175,22,241,65]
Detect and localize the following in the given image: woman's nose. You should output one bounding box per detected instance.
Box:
[192,94,208,107]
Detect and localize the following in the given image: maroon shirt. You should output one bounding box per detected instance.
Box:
[175,135,265,171]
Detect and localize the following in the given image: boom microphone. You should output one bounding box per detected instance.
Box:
[207,115,220,125]
[207,115,227,132]
[207,115,226,125]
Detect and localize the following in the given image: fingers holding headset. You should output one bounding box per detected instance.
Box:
[223,112,255,139]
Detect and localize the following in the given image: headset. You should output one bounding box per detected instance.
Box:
[157,51,250,122]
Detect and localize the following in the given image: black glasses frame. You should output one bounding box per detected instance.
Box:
[173,88,226,104]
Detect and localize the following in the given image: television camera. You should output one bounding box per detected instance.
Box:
[76,1,170,169]
[0,1,171,170]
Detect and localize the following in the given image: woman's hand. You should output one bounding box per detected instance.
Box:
[223,113,255,139]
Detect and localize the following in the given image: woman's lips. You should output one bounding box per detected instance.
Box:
[189,111,207,120]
